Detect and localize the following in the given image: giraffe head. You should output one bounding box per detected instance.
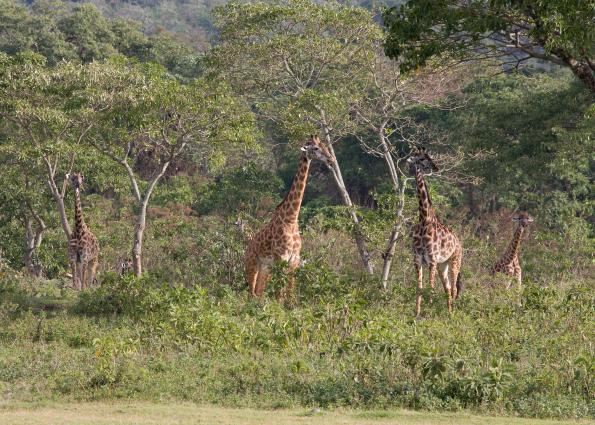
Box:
[300,135,334,167]
[407,148,439,175]
[512,212,534,227]
[66,172,85,190]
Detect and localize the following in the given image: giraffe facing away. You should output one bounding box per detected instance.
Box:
[67,173,99,290]
[244,135,333,299]
[491,212,534,288]
[408,149,463,317]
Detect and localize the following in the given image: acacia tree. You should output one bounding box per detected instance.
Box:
[210,0,382,274]
[76,59,255,276]
[351,53,467,289]
[383,0,595,91]
[0,52,93,246]
[0,160,51,276]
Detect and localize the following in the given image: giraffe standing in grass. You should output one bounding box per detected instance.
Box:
[244,135,333,299]
[67,173,99,290]
[408,149,462,317]
[491,212,534,288]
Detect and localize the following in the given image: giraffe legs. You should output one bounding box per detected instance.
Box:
[70,259,79,290]
[438,262,453,313]
[88,256,99,287]
[429,263,437,290]
[278,259,299,304]
[81,262,89,290]
[449,246,462,301]
[75,261,84,291]
[245,258,259,297]
[414,259,423,318]
[255,265,270,297]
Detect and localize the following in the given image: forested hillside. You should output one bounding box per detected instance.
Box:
[0,0,593,420]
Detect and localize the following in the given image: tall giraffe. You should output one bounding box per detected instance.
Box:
[67,173,99,290]
[244,135,333,299]
[408,149,462,317]
[491,212,533,288]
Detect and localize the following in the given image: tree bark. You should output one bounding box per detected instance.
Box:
[377,130,407,289]
[23,212,46,278]
[43,156,72,241]
[131,161,171,277]
[318,113,374,275]
[562,56,595,93]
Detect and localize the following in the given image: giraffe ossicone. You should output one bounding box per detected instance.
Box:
[243,135,333,300]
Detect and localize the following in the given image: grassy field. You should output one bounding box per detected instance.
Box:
[0,402,589,425]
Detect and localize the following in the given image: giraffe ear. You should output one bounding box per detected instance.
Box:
[300,146,307,152]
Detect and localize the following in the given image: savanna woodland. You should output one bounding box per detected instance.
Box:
[0,0,593,421]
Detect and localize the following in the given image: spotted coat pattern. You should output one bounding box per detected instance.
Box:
[67,173,99,290]
[409,152,462,317]
[244,136,332,299]
[491,213,533,288]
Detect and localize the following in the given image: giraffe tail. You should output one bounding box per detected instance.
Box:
[455,273,463,299]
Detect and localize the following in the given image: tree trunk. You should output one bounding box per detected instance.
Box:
[43,157,72,241]
[378,131,407,289]
[23,214,46,278]
[131,161,171,277]
[319,125,374,275]
[132,199,148,277]
[565,58,595,93]
[550,49,595,92]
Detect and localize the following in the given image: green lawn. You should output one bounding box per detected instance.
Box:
[0,403,588,425]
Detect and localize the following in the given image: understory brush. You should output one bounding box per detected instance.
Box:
[0,266,592,419]
[0,205,592,418]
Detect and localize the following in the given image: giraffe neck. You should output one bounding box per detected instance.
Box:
[414,167,436,223]
[73,188,88,239]
[276,153,311,224]
[505,225,525,261]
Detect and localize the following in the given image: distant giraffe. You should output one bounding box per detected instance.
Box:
[67,173,99,290]
[244,135,333,299]
[408,149,462,317]
[491,212,534,288]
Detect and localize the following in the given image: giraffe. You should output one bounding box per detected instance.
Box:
[244,135,333,299]
[491,212,534,288]
[66,173,99,290]
[407,149,462,317]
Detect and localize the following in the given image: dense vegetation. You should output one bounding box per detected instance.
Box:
[0,0,593,420]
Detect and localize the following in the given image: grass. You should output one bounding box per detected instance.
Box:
[0,402,588,425]
[0,273,592,420]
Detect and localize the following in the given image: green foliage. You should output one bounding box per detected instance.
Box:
[0,273,592,418]
[152,176,197,207]
[210,0,382,143]
[383,0,595,90]
[195,163,283,215]
[0,1,593,421]
[423,73,594,231]
[0,0,200,77]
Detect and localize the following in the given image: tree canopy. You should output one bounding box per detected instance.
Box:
[0,0,200,78]
[383,0,595,91]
